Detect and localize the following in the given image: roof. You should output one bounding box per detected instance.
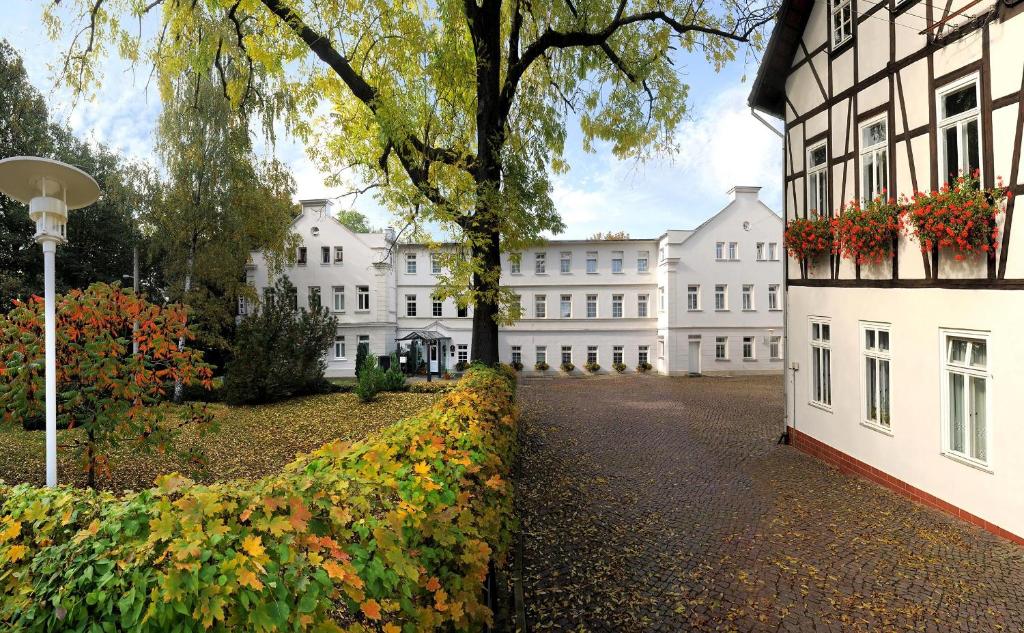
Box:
[747,0,814,117]
[396,330,451,342]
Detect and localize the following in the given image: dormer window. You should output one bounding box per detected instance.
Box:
[830,0,853,49]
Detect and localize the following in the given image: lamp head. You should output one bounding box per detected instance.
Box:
[0,156,100,244]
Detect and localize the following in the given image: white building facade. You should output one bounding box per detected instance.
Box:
[246,187,784,378]
[750,0,1024,543]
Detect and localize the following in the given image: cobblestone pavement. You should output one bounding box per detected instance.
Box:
[514,374,1024,632]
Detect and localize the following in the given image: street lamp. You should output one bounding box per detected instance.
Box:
[0,157,100,487]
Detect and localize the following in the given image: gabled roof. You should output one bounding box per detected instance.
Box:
[748,0,815,118]
[396,330,451,342]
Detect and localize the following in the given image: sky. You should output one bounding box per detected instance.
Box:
[4,1,782,240]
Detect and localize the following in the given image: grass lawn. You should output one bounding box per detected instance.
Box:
[0,390,440,492]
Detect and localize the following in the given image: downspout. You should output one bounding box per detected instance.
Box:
[750,108,793,445]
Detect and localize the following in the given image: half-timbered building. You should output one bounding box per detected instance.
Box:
[750,0,1024,543]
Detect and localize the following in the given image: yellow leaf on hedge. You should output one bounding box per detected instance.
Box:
[413,461,431,476]
[6,545,27,562]
[241,535,264,558]
[323,560,346,580]
[237,567,263,591]
[383,624,401,633]
[361,599,382,620]
[485,475,504,489]
[0,521,21,543]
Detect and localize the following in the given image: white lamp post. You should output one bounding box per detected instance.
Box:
[0,157,100,487]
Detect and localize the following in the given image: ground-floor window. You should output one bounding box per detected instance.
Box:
[613,345,623,365]
[511,345,522,366]
[457,344,468,364]
[742,336,755,360]
[358,334,370,354]
[561,345,572,364]
[810,317,832,407]
[769,336,782,360]
[715,336,728,360]
[536,346,547,365]
[334,335,346,360]
[638,345,649,365]
[941,330,989,465]
[861,323,891,429]
[587,346,598,365]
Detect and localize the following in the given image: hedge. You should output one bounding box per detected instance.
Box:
[0,365,519,632]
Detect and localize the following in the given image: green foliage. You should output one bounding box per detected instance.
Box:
[354,355,384,403]
[637,362,653,373]
[382,353,407,392]
[584,361,600,373]
[0,283,214,487]
[560,362,575,373]
[354,342,370,381]
[534,361,549,371]
[509,361,524,372]
[336,209,373,233]
[612,362,627,374]
[224,277,337,405]
[0,366,518,631]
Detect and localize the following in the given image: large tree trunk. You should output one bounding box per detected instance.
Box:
[468,1,504,366]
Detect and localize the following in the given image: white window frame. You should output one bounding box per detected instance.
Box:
[715,336,728,360]
[297,246,308,266]
[431,253,442,274]
[586,251,598,274]
[768,242,779,261]
[768,284,780,311]
[742,336,756,360]
[536,346,547,365]
[756,242,765,261]
[560,294,572,319]
[830,0,853,48]
[334,335,346,360]
[321,246,331,264]
[586,294,598,319]
[809,317,833,410]
[687,285,700,311]
[714,284,728,311]
[940,329,992,469]
[612,345,623,365]
[535,294,546,319]
[535,252,546,274]
[741,284,754,311]
[861,322,893,432]
[637,251,649,272]
[611,294,623,318]
[638,345,650,365]
[769,336,782,360]
[509,254,521,274]
[728,242,739,261]
[405,294,417,317]
[611,251,623,273]
[334,246,344,263]
[560,251,572,274]
[637,294,649,318]
[457,344,469,364]
[860,116,889,201]
[405,252,417,274]
[561,346,572,365]
[658,286,666,313]
[937,74,982,186]
[807,142,829,216]
[715,242,725,260]
[432,299,443,317]
[587,346,598,365]
[357,285,370,311]
[511,345,522,366]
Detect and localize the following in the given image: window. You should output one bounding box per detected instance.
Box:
[938,77,981,185]
[587,346,598,365]
[715,242,725,260]
[536,346,547,365]
[586,294,598,318]
[560,294,572,319]
[658,286,665,313]
[637,251,649,272]
[357,285,370,311]
[687,285,700,311]
[586,251,598,273]
[728,242,739,261]
[331,286,345,312]
[715,337,728,360]
[714,285,728,311]
[334,335,346,360]
[406,252,417,274]
[637,294,649,318]
[611,251,623,273]
[560,251,572,273]
[638,345,649,365]
[308,286,321,310]
[743,336,755,360]
[432,299,443,317]
[830,0,852,48]
[862,323,892,429]
[756,242,766,261]
[509,254,521,274]
[768,242,779,260]
[457,344,468,363]
[810,318,832,408]
[358,334,370,348]
[612,294,623,318]
[807,143,829,216]
[860,118,889,201]
[457,305,469,318]
[334,246,344,263]
[535,252,546,274]
[659,246,666,261]
[768,284,780,311]
[431,253,442,274]
[513,294,523,317]
[297,246,308,265]
[511,345,522,366]
[286,286,298,311]
[942,331,989,465]
[561,346,572,364]
[770,336,782,360]
[406,294,417,317]
[613,345,623,365]
[742,284,754,311]
[535,294,546,319]
[321,246,331,264]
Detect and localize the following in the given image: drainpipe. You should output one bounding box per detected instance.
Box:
[750,107,792,444]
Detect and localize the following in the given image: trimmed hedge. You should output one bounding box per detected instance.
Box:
[0,366,518,632]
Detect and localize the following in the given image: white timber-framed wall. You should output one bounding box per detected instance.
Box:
[246,187,784,379]
[750,0,1024,543]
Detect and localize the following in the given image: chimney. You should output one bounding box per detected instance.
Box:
[728,186,761,202]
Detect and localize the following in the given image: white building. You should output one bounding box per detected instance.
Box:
[246,186,784,377]
[749,0,1024,543]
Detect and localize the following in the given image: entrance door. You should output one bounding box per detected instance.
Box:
[429,344,439,373]
[688,340,701,375]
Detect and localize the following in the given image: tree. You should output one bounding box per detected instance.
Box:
[588,230,631,240]
[0,39,150,308]
[0,283,214,488]
[149,70,299,397]
[337,209,373,233]
[49,0,775,364]
[223,276,337,405]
